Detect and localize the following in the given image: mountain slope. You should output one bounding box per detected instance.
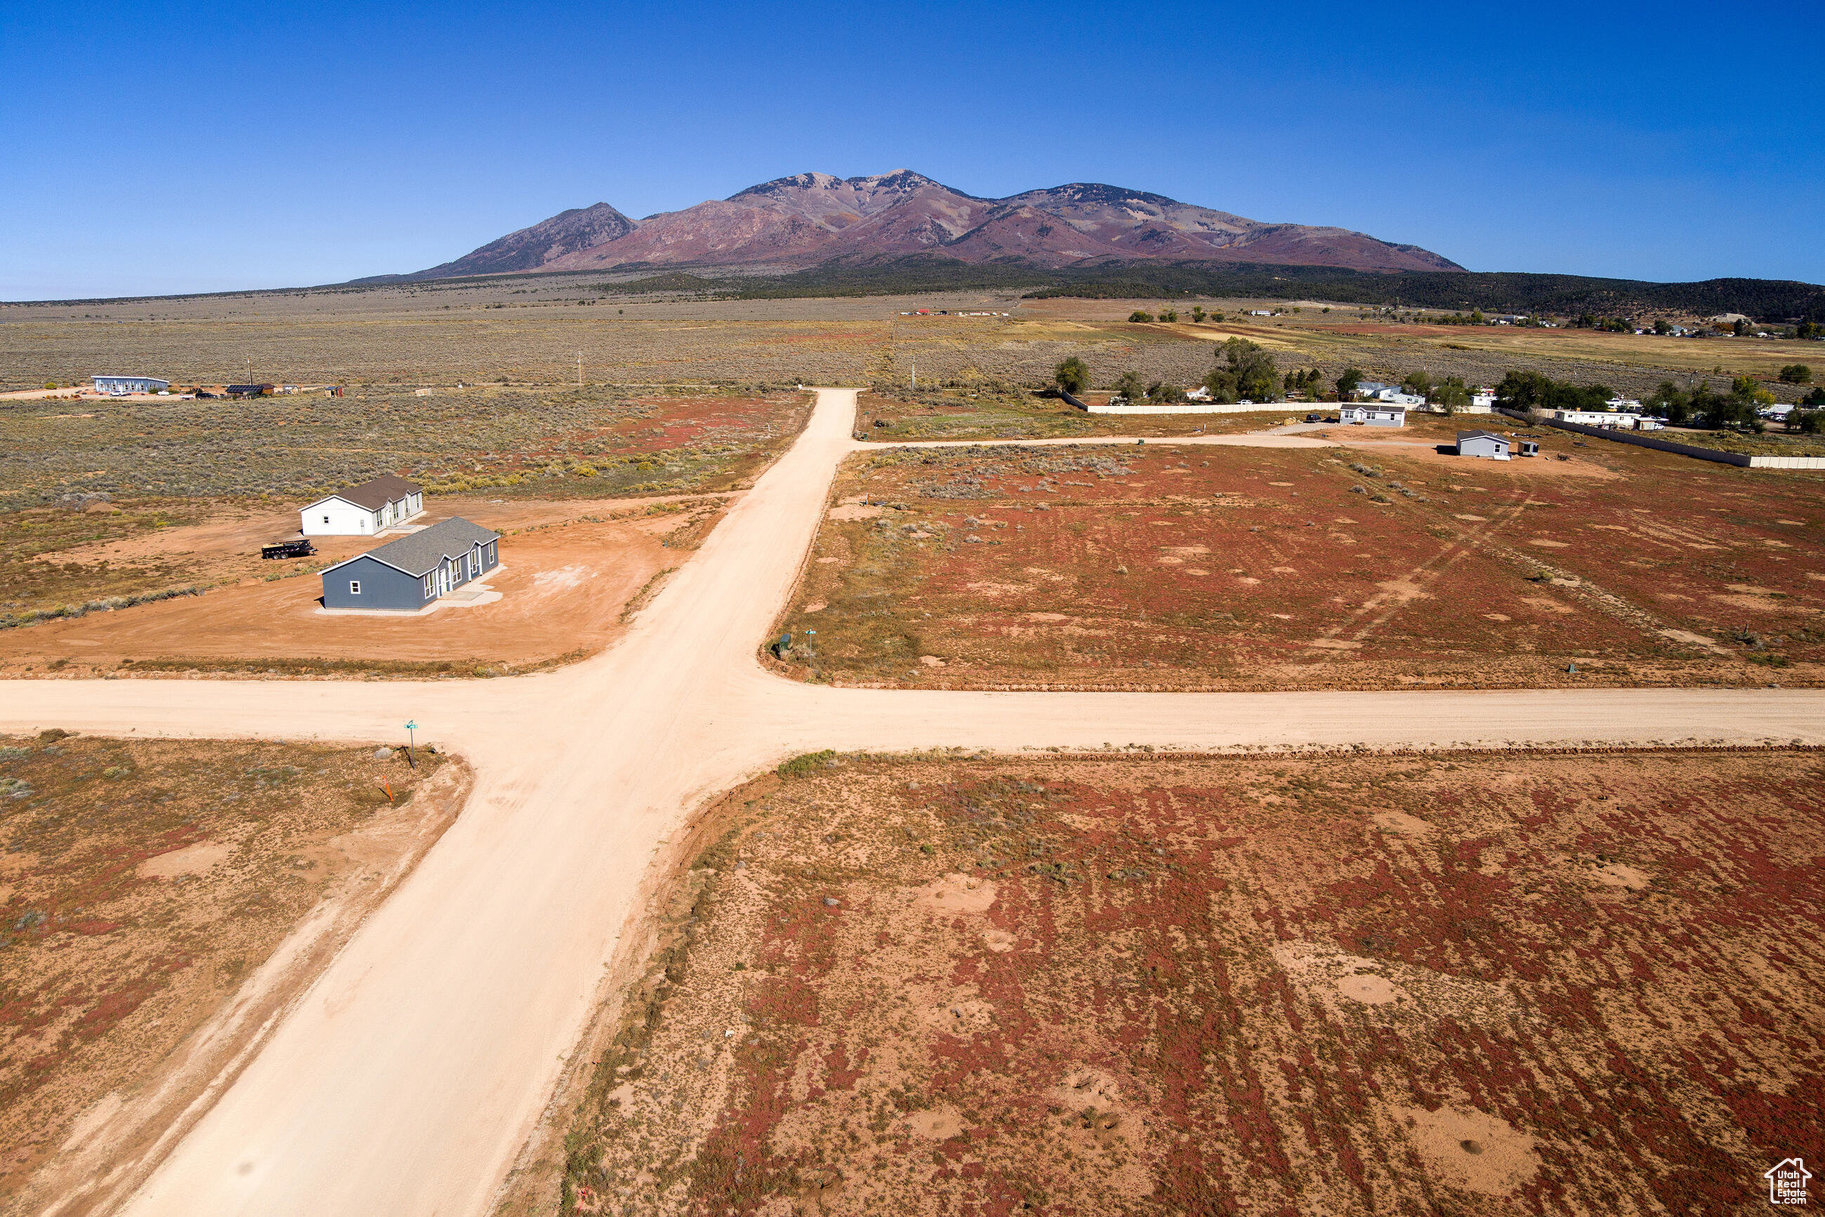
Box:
[412,203,637,278]
[406,172,1463,278]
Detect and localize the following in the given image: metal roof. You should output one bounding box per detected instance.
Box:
[1458,430,1508,443]
[325,517,500,578]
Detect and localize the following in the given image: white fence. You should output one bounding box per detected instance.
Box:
[1505,410,1825,469]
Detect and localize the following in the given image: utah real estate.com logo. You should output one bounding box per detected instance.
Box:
[1766,1158,1812,1206]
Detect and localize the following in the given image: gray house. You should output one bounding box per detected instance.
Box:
[320,518,501,611]
[1456,430,1512,460]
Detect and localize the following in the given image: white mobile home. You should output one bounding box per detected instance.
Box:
[301,475,425,537]
[93,374,170,395]
[1339,403,1407,427]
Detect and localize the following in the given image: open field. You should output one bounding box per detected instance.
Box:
[2,390,1824,1217]
[0,386,809,510]
[0,732,465,1215]
[774,425,1825,690]
[856,388,1316,441]
[553,748,1825,1216]
[5,281,1817,403]
[0,496,719,677]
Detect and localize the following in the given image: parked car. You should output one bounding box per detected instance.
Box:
[1304,413,1323,423]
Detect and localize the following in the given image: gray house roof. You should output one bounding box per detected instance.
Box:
[1458,430,1508,444]
[323,517,500,578]
[309,473,422,512]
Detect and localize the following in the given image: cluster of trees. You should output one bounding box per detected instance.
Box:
[1128,306,1228,324]
[1110,369,1192,403]
[1202,338,1279,402]
[1572,314,1635,332]
[1779,363,1813,384]
[1398,371,1472,411]
[1495,371,1617,414]
[1642,379,1778,430]
[1282,368,1327,398]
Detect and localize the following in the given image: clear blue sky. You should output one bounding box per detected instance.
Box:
[3,0,1821,300]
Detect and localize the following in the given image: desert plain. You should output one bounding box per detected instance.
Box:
[0,281,1821,1217]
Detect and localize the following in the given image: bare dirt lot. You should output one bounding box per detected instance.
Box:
[0,732,465,1214]
[553,749,1825,1216]
[774,426,1825,690]
[0,496,720,678]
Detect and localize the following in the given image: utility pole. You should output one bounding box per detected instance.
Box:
[577,352,583,388]
[246,356,252,384]
[911,357,916,391]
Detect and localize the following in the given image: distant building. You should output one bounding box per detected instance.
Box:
[226,383,275,397]
[1471,392,1498,410]
[1372,388,1427,406]
[1456,430,1512,460]
[1339,403,1407,427]
[301,474,425,537]
[93,374,169,395]
[320,517,500,612]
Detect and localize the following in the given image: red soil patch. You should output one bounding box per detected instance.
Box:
[778,439,1823,690]
[562,750,1825,1214]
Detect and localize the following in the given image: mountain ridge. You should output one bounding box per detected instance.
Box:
[403,171,1464,280]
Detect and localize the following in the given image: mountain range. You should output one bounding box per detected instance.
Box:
[405,170,1463,280]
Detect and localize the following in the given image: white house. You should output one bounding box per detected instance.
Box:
[1372,388,1427,406]
[301,474,425,537]
[93,374,170,395]
[1552,409,1642,428]
[1472,392,1498,410]
[1457,430,1512,460]
[1339,403,1407,427]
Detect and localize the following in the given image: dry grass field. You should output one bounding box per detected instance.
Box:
[773,425,1825,690]
[855,388,1314,442]
[552,748,1825,1216]
[0,386,808,510]
[0,733,465,1214]
[0,386,803,645]
[7,280,1816,402]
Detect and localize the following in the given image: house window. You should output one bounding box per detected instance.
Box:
[349,580,361,595]
[322,515,330,524]
[423,575,433,596]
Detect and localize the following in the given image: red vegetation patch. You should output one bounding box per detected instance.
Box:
[779,441,1825,690]
[566,750,1825,1215]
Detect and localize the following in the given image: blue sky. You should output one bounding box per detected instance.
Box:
[3,0,1821,299]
